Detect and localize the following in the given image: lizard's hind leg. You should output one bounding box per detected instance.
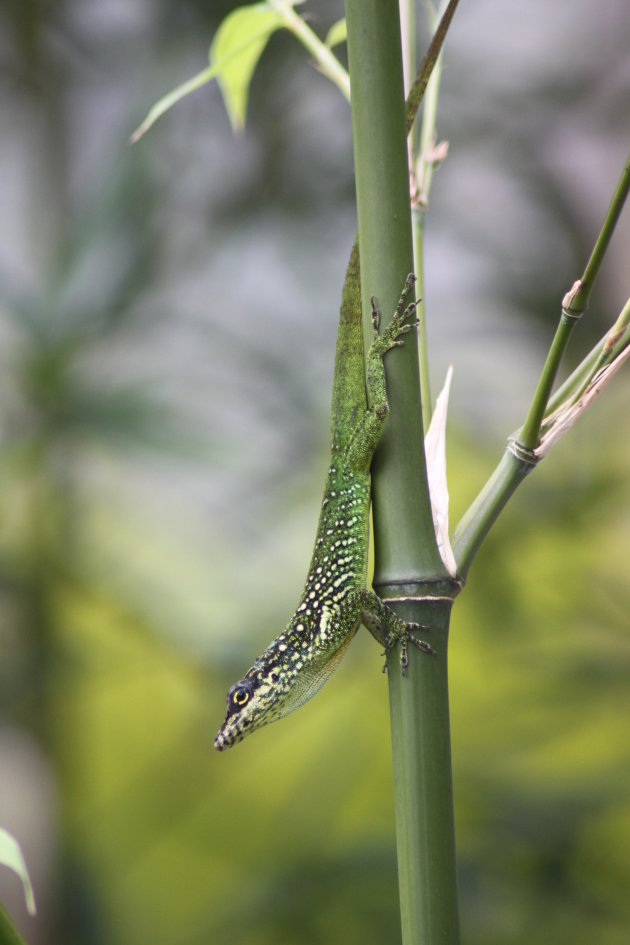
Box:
[366,276,418,414]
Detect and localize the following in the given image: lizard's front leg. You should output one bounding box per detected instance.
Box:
[353,588,433,674]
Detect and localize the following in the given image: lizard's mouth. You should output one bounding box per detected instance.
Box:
[214,715,248,751]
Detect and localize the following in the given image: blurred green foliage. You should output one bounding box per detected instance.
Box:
[1,2,630,945]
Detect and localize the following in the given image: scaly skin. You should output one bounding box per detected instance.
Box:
[215,266,431,751]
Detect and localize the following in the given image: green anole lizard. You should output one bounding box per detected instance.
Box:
[215,0,460,751]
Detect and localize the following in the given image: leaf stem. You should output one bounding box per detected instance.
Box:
[130,65,216,143]
[268,0,350,101]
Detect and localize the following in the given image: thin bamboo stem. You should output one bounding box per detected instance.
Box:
[566,154,630,316]
[411,1,449,429]
[519,314,578,449]
[520,152,630,449]
[454,152,630,576]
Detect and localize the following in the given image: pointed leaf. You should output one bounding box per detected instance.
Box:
[0,830,36,916]
[0,905,29,945]
[210,3,287,132]
[131,1,288,141]
[325,18,347,49]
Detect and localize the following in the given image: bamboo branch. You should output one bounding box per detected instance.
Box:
[453,152,630,579]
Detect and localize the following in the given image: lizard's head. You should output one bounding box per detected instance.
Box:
[214,667,286,751]
[214,677,257,750]
[214,624,342,750]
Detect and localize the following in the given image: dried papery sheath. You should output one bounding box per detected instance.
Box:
[424,366,456,576]
[536,342,630,459]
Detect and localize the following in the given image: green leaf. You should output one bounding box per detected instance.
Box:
[324,18,347,49]
[0,830,36,917]
[210,3,286,132]
[131,1,287,142]
[0,905,29,945]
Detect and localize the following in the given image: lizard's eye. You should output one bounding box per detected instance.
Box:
[229,683,252,711]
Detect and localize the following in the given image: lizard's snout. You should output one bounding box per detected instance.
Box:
[214,727,231,751]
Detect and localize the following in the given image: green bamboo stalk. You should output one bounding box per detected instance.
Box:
[344,2,460,943]
[519,313,578,449]
[543,297,630,420]
[346,0,441,582]
[386,588,461,945]
[543,342,602,417]
[452,449,535,581]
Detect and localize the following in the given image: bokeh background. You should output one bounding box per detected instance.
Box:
[1,1,630,943]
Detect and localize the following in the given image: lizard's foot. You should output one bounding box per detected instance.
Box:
[358,589,433,676]
[399,631,434,675]
[380,631,433,675]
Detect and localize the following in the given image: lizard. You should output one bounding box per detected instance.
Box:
[214,0,460,752]
[215,270,430,751]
